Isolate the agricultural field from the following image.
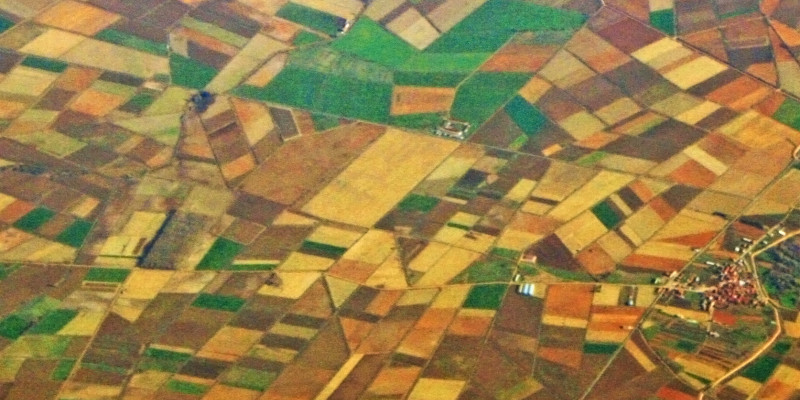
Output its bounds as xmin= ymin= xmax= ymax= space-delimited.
xmin=4 ymin=0 xmax=800 ymax=399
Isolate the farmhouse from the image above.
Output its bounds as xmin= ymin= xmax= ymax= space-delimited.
xmin=435 ymin=118 xmax=470 ymax=140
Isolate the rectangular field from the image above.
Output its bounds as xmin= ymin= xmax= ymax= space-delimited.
xmin=302 ymin=128 xmax=459 ymax=227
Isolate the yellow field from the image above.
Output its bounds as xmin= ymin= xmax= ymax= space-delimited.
xmin=415 ymin=145 xmax=483 ymax=196
xmin=415 ymin=247 xmax=480 ymax=287
xmin=387 ymin=8 xmax=440 ymax=49
xmin=558 ymin=110 xmax=607 ymax=140
xmin=632 ymin=38 xmax=684 ymax=64
xmin=302 ymin=128 xmax=459 ymax=227
xmin=530 ymin=161 xmax=596 ymax=203
xmin=538 ymin=51 xmax=594 ymax=88
xmin=279 ymin=252 xmax=335 ymax=271
xmin=58 ymin=310 xmax=105 ymax=336
xmin=592 ymin=285 xmax=621 ymax=306
xmin=341 ymin=229 xmax=394 ymax=264
xmin=307 ymin=225 xmax=364 ymax=248
xmin=325 ymin=275 xmax=359 ymax=308
xmin=121 ymin=270 xmax=175 ymax=299
xmin=555 ymin=211 xmax=608 ymax=255
xmin=314 ymin=354 xmax=365 ymax=400
xmin=675 ymin=354 xmax=727 ymax=380
xmin=0 ymin=67 xmax=58 ymax=96
xmin=293 ymin=0 xmax=364 ymax=19
xmin=129 ymin=370 xmax=172 ymax=390
xmin=427 ymin=0 xmax=486 ymax=32
xmin=207 ymin=34 xmax=287 ymax=93
xmin=676 ymin=100 xmax=721 ymax=125
xmin=408 ymin=242 xmax=450 ymax=273
xmin=365 ymin=253 xmax=408 ymax=289
xmin=727 ymin=377 xmax=762 ymax=398
xmin=408 ymin=378 xmax=466 ymax=400
xmin=198 ymin=326 xmax=263 ymax=361
xmin=621 ymin=206 xmax=665 ymax=245
xmin=431 ymin=285 xmax=471 ymax=308
xmin=364 ymin=0 xmax=406 ymax=20
xmin=160 ymin=271 xmax=216 ymax=293
xmin=61 ymin=39 xmax=169 ymax=78
xmin=258 ymin=272 xmax=321 ymax=298
xmin=18 ymin=28 xmax=84 ymax=58
xmin=596 ymin=97 xmax=641 ymax=125
xmin=548 ymin=170 xmax=634 ymax=221
xmin=624 ymin=340 xmax=657 ymax=372
xmin=35 ymin=0 xmax=120 ymax=35
xmin=664 ymin=56 xmax=728 ymax=90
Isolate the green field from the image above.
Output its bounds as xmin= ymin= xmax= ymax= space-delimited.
xmin=773 ymin=98 xmax=800 ymax=130
xmin=145 ymin=347 xmax=193 ymax=362
xmin=591 ymin=202 xmax=621 ymax=229
xmin=398 ymin=52 xmax=491 ymax=73
xmin=28 ymin=309 xmax=78 ymax=334
xmin=583 ymin=342 xmax=619 ymax=354
xmin=293 ymin=31 xmax=325 ymax=46
xmin=51 ymin=359 xmax=76 ymax=381
xmin=166 ymin=379 xmax=209 ymax=395
xmin=463 ymin=284 xmax=508 ymax=309
xmin=311 ymin=113 xmax=340 ymax=131
xmin=196 ymin=237 xmax=245 ymax=270
xmin=315 ymin=75 xmax=392 ymax=122
xmin=0 ymin=15 xmax=13 ymax=34
xmin=451 ymin=72 xmax=532 ymax=128
xmin=13 ymin=207 xmax=56 ymax=232
xmin=0 ymin=263 xmax=19 ymax=280
xmin=277 ymin=2 xmax=344 ymax=37
xmin=225 ymin=263 xmax=279 ymax=271
xmin=331 ymin=18 xmax=415 ymax=68
xmin=222 ymin=366 xmax=278 ymax=391
xmin=169 ymin=54 xmax=218 ymax=90
xmin=425 ymin=0 xmax=586 ymax=53
xmin=650 ymin=9 xmax=676 ymax=36
xmin=393 ymin=71 xmax=468 ymax=87
xmin=55 ymin=219 xmax=93 ymax=248
xmin=0 ymin=315 xmax=30 ymax=340
xmin=84 ymin=267 xmax=131 ymax=283
xmin=21 ymin=56 xmax=68 ymax=73
xmin=452 ymin=258 xmax=515 ymax=284
xmin=120 ymin=90 xmax=159 ymax=114
xmin=389 ymin=113 xmax=445 ymax=130
xmin=397 ymin=193 xmax=440 ymax=213
xmin=490 ymin=247 xmax=521 ymax=260
xmin=95 ymin=29 xmax=168 ymax=56
xmin=504 ymin=95 xmax=548 ymax=136
xmin=300 ymin=240 xmax=348 ymax=258
xmin=191 ymin=293 xmax=246 ymax=312
xmin=741 ymin=355 xmax=780 ymax=383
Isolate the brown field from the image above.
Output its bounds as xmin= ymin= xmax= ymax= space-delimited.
xmin=366 ymin=366 xmax=421 ymax=397
xmin=447 ymin=309 xmax=494 ymax=336
xmin=34 ymin=0 xmax=120 ymax=36
xmin=544 ymin=284 xmax=593 ymax=320
xmin=480 ymin=43 xmax=558 ymax=73
xmin=398 ymin=308 xmax=457 ymax=358
xmin=538 ymin=346 xmax=582 ymax=369
xmin=391 ymin=86 xmax=455 ymax=115
xmin=387 ymin=8 xmax=440 ymax=49
xmin=240 ymin=123 xmax=384 ymax=206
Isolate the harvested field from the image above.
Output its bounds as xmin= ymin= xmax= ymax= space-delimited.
xmin=240 ymin=123 xmax=384 ymax=206
xmin=302 ymin=128 xmax=459 ymax=227
xmin=390 ymin=86 xmax=455 ymax=115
